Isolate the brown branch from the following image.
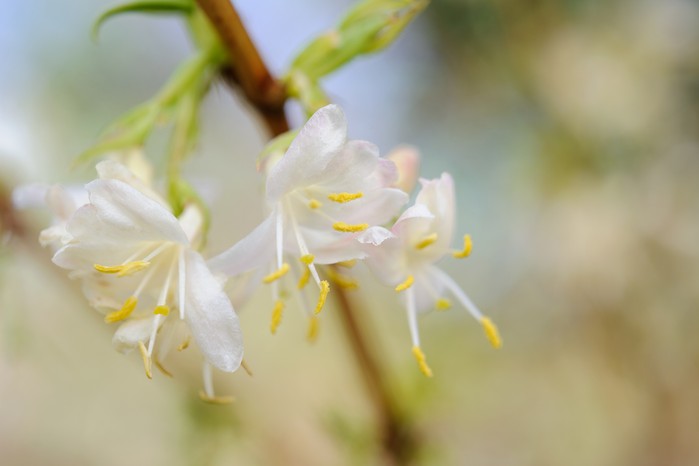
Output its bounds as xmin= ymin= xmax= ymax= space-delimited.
xmin=332 ymin=272 xmax=418 ymax=465
xmin=195 ymin=0 xmax=288 ymax=136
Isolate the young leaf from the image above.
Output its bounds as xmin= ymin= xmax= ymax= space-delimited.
xmin=92 ymin=0 xmax=194 ymax=41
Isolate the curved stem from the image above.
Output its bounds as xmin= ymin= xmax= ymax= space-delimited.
xmin=332 ymin=273 xmax=417 ymax=465
xmin=195 ymin=0 xmax=288 ymax=137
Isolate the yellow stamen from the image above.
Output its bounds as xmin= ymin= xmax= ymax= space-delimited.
xmin=177 ymin=337 xmax=190 ymax=352
xmin=435 ymin=298 xmax=452 ymax=311
xmin=297 ymin=267 xmax=311 ymax=289
xmin=104 ymin=296 xmax=137 ymax=323
xmin=154 ymin=305 xmax=170 ymax=316
xmin=415 ymin=233 xmax=438 ymax=250
xmin=263 ymin=263 xmax=290 ymax=283
xmin=481 ymin=317 xmax=502 ymax=349
xmin=198 ymin=391 xmax=235 ymax=405
xmin=412 ymin=346 xmax=433 ymax=377
xmin=300 ymin=254 xmax=315 ymax=265
xmin=337 ymin=259 xmax=357 ymax=268
xmin=333 ymin=222 xmax=369 ymax=233
xmin=270 ymin=300 xmax=284 ymax=334
xmin=154 ymin=359 xmax=173 ymax=378
xmin=94 ymin=260 xmax=150 ymax=277
xmin=326 ymin=268 xmax=359 ymax=290
xmin=453 ymin=234 xmax=473 ymax=259
xmin=308 ymin=199 xmax=322 ymax=209
xmin=138 ymin=341 xmax=152 ymax=379
xmin=328 ymin=192 xmax=363 ymax=203
xmin=241 ymin=360 xmax=253 ymax=377
xmin=395 ymin=275 xmax=414 ymax=292
xmin=306 ymin=316 xmax=320 ymax=342
xmin=314 ymin=280 xmax=330 ymax=315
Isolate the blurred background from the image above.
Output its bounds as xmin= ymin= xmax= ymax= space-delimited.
xmin=2 ymin=0 xmax=699 ymax=464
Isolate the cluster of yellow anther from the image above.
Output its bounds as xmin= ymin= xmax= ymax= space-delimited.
xmin=94 ymin=260 xmax=150 ymax=277
xmin=452 ymin=234 xmax=473 ymax=259
xmin=412 ymin=346 xmax=433 ymax=377
xmin=395 ymin=274 xmax=414 ymax=292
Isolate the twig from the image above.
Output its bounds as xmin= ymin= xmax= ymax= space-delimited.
xmin=195 ymin=0 xmax=288 ymax=136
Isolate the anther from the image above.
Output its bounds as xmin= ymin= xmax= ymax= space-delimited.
xmin=328 ymin=192 xmax=363 ymax=203
xmin=314 ymin=280 xmax=330 ymax=315
xmin=154 ymin=305 xmax=170 ymax=316
xmin=412 ymin=346 xmax=433 ymax=377
xmin=298 ymin=267 xmax=311 ymax=289
xmin=270 ymin=300 xmax=284 ymax=334
xmin=177 ymin=337 xmax=190 ymax=351
xmin=395 ymin=275 xmax=414 ymax=292
xmin=263 ymin=263 xmax=290 ymax=283
xmin=333 ymin=222 xmax=369 ymax=233
xmin=435 ymin=298 xmax=452 ymax=311
xmin=94 ymin=260 xmax=150 ymax=277
xmin=199 ymin=391 xmax=235 ymax=405
xmin=326 ymin=268 xmax=359 ymax=290
xmin=104 ymin=296 xmax=137 ymax=323
xmin=480 ymin=317 xmax=502 ymax=349
xmin=300 ymin=254 xmax=315 ymax=265
xmin=415 ymin=233 xmax=438 ymax=250
xmin=154 ymin=359 xmax=173 ymax=378
xmin=241 ymin=360 xmax=253 ymax=377
xmin=308 ymin=199 xmax=322 ymax=209
xmin=138 ymin=341 xmax=153 ymax=379
xmin=453 ymin=234 xmax=473 ymax=259
xmin=307 ymin=316 xmax=320 ymax=342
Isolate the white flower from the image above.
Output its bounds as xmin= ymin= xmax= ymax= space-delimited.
xmin=51 ymin=160 xmax=243 ymax=401
xmin=209 ymin=104 xmax=408 ymax=338
xmin=359 ymin=172 xmax=501 ymax=377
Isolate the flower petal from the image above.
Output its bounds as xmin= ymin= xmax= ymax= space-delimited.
xmin=184 ymin=250 xmax=243 ymax=372
xmin=207 ymin=212 xmax=276 ymax=277
xmin=96 ymin=160 xmax=168 ymax=206
xmin=68 ymin=179 xmax=187 ymax=245
xmin=387 ymin=145 xmax=420 ymax=193
xmin=112 ymin=316 xmax=157 ymax=353
xmin=266 ymin=105 xmax=347 ymax=200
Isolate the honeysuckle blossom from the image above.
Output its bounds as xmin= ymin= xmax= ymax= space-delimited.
xmin=359 ymin=172 xmax=501 ymax=377
xmin=209 ymin=104 xmax=408 ymax=338
xmin=49 ymin=160 xmax=243 ymax=401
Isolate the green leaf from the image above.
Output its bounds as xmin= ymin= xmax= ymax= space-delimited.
xmin=92 ymin=0 xmax=194 ymax=41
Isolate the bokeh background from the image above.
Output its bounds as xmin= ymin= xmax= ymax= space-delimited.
xmin=2 ymin=0 xmax=699 ymax=465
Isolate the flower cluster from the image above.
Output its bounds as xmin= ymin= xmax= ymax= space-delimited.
xmin=30 ymin=104 xmax=500 ymax=396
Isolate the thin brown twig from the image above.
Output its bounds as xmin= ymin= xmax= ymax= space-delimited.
xmin=332 ymin=272 xmax=417 ymax=465
xmin=195 ymin=0 xmax=288 ymax=136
